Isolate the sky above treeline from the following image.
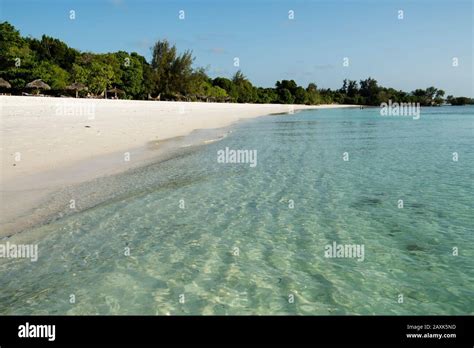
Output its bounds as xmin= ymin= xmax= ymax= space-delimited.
xmin=1 ymin=0 xmax=472 ymax=97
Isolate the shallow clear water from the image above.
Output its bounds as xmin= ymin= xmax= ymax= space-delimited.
xmin=1 ymin=106 xmax=473 ymax=315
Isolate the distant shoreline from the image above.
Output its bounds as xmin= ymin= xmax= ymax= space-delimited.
xmin=0 ymin=96 xmax=358 ymax=237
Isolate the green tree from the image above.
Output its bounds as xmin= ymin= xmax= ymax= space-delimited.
xmin=306 ymin=83 xmax=321 ymax=104
xmin=347 ymin=80 xmax=358 ymax=98
xmin=276 ymin=80 xmax=298 ymax=95
xmin=151 ymin=40 xmax=194 ymax=95
xmin=71 ymin=63 xmax=88 ymax=84
xmin=73 ymin=54 xmax=116 ymax=95
xmin=294 ymin=86 xmax=308 ymax=104
xmin=232 ymin=70 xmax=257 ymax=103
xmin=133 ymin=53 xmax=154 ymax=98
xmin=449 ymin=97 xmax=473 ymax=105
xmin=27 ymin=35 xmax=78 ymax=70
xmin=276 ymin=80 xmax=298 ymax=104
xmin=359 ymin=77 xmax=380 ymax=105
xmin=88 ymin=59 xmax=114 ymax=94
xmin=190 ymin=70 xmax=228 ymax=100
xmin=434 ymin=89 xmax=445 ymax=106
xmin=213 ymin=77 xmax=237 ymax=100
xmin=256 ymin=87 xmax=278 ymax=103
xmin=0 ymin=21 xmax=36 ymax=89
xmin=278 ymin=89 xmax=294 ymax=104
xmin=113 ymin=51 xmax=144 ymax=98
xmin=189 ymin=67 xmax=210 ymax=95
xmin=32 ymin=61 xmax=69 ymax=90
xmin=425 ymin=86 xmax=438 ymax=102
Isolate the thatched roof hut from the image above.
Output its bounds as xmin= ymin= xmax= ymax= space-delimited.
xmin=0 ymin=78 xmax=11 ymax=89
xmin=106 ymin=87 xmax=124 ymax=99
xmin=66 ymin=82 xmax=88 ymax=98
xmin=148 ymin=93 xmax=161 ymax=101
xmin=26 ymin=79 xmax=51 ymax=94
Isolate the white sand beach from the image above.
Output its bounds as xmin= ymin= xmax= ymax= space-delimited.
xmin=0 ymin=96 xmax=357 ymax=236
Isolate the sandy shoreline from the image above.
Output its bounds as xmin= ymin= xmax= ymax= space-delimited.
xmin=0 ymin=96 xmax=357 ymax=236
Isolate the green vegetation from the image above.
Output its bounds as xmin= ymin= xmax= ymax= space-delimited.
xmin=1 ymin=21 xmax=471 ymax=105
xmin=446 ymin=95 xmax=474 ymax=106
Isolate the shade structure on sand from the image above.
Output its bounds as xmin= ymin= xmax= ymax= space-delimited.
xmin=107 ymin=87 xmax=124 ymax=99
xmin=0 ymin=78 xmax=11 ymax=89
xmin=26 ymin=79 xmax=51 ymax=94
xmin=66 ymin=82 xmax=88 ymax=98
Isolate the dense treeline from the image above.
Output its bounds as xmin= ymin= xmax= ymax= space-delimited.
xmin=1 ymin=21 xmax=472 ymax=105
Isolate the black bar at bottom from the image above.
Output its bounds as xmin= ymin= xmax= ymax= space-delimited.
xmin=0 ymin=315 xmax=472 ymax=346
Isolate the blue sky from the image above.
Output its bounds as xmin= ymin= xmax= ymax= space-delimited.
xmin=1 ymin=0 xmax=472 ymax=96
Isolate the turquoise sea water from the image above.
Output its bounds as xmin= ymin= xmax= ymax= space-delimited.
xmin=1 ymin=106 xmax=473 ymax=315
